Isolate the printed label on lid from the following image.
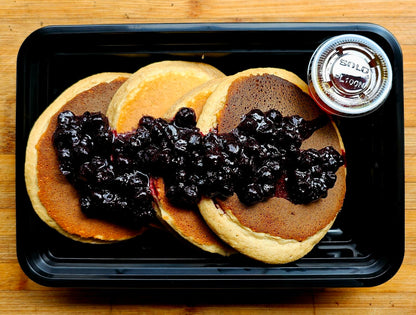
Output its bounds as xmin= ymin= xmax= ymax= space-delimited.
xmin=332 ymin=54 xmax=371 ymax=94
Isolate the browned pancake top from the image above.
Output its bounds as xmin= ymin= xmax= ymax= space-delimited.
xmin=36 ymin=78 xmax=141 ymax=240
xmin=216 ymin=74 xmax=346 ymax=241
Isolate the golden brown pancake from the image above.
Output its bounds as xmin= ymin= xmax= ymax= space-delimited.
xmin=197 ymin=68 xmax=347 ymax=264
xmin=108 ymin=61 xmax=233 ymax=255
xmin=164 ymin=78 xmax=225 ymax=120
xmin=25 ymin=72 xmax=143 ymax=243
xmin=107 ymin=61 xmax=225 ymax=132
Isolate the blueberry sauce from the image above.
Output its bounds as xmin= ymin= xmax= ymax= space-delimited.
xmin=52 ymin=111 xmax=155 ymax=228
xmin=53 ymin=108 xmax=344 ymax=228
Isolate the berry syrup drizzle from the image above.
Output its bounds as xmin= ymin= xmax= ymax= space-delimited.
xmin=52 ymin=108 xmax=344 ymax=228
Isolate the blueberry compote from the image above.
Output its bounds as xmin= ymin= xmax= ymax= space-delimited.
xmin=53 ymin=107 xmax=344 ymax=228
xmin=53 ymin=111 xmax=155 ymax=229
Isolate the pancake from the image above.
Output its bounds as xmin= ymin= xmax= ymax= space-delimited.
xmin=156 ymin=78 xmax=234 ymax=256
xmin=164 ymin=78 xmax=225 ymax=120
xmin=106 ymin=60 xmax=225 ymax=132
xmin=107 ymin=61 xmax=233 ymax=255
xmin=197 ymin=68 xmax=347 ymax=264
xmin=25 ymin=72 xmax=144 ymax=243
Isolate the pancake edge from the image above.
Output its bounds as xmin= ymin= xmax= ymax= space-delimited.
xmin=199 ymin=197 xmax=335 ymax=264
xmin=24 ymin=72 xmax=137 ymax=244
xmin=153 ymin=191 xmax=235 ymax=256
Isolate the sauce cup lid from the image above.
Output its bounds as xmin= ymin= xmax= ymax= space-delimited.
xmin=308 ymin=34 xmax=392 ymax=117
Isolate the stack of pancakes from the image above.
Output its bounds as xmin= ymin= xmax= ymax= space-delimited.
xmin=25 ymin=61 xmax=346 ymax=263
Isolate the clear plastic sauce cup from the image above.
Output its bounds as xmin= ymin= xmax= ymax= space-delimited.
xmin=307 ymin=34 xmax=392 ymax=117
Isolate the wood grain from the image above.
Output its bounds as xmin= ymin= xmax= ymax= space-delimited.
xmin=1 ymin=0 xmax=416 ymax=313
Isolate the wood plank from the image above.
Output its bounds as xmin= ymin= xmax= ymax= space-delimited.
xmin=0 ymin=0 xmax=414 ymax=19
xmin=406 ymin=128 xmax=416 ymax=156
xmin=0 ymin=236 xmax=17 ymax=261
xmin=0 ymin=155 xmax=15 ymax=211
xmin=407 ymin=183 xmax=416 ymax=211
xmin=314 ymin=291 xmax=416 ymax=314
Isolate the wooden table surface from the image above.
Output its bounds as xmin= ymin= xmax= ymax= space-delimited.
xmin=1 ymin=0 xmax=415 ymax=313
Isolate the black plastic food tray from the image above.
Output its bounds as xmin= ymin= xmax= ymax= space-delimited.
xmin=16 ymin=23 xmax=404 ymax=289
